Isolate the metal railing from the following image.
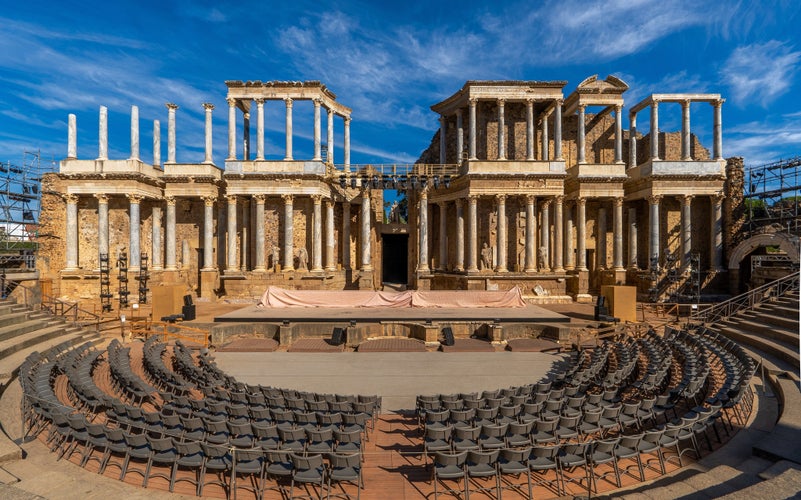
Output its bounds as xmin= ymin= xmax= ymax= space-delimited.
xmin=139 ymin=321 xmax=210 ymax=348
xmin=690 ymin=271 xmax=800 ymax=325
xmin=1 ymin=278 xmax=104 ymax=333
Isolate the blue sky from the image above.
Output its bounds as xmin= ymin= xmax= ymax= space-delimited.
xmin=1 ymin=0 xmax=800 ymax=169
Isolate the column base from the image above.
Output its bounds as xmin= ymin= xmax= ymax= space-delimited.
xmin=252 ymin=267 xmax=266 ymax=273
xmin=200 ymin=270 xmax=217 ymax=300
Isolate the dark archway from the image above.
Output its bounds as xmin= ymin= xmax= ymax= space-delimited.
xmin=381 ymin=234 xmax=408 ymax=285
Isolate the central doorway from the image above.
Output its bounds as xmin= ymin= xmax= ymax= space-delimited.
xmin=381 ymin=233 xmax=408 ymax=286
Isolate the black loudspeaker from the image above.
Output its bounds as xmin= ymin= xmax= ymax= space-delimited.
xmin=331 ymin=327 xmax=345 ymax=346
xmin=442 ymin=327 xmax=455 ymax=346
xmin=182 ymin=304 xmax=196 ymax=321
xmin=183 ymin=294 xmax=194 ymax=307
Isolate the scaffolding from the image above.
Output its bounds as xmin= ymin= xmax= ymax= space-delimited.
xmin=745 ymin=155 xmax=801 ymax=233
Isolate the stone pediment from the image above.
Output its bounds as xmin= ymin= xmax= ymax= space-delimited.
xmin=575 ymin=74 xmax=629 ymax=94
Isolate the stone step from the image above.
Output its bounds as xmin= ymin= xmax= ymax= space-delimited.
xmin=718 ymin=462 xmax=801 ymax=499
xmin=740 ymin=306 xmax=799 ymax=331
xmin=0 ymin=302 xmax=25 ymax=317
xmin=0 ymin=324 xmax=85 ymax=371
xmin=0 ymin=319 xmax=53 ymax=345
xmin=0 ymin=330 xmax=101 ymax=385
xmin=724 ymin=317 xmax=798 ymax=347
xmin=0 ymin=311 xmax=36 ymax=330
xmin=716 ymin=324 xmax=800 ymax=368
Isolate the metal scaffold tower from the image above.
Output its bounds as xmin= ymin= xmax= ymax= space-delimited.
xmin=745 ymin=156 xmax=801 ymax=233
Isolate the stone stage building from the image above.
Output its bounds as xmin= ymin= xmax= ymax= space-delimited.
xmin=39 ymin=76 xmax=740 ymax=305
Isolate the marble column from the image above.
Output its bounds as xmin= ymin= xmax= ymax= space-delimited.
xmin=282 ymin=195 xmax=294 ymax=271
xmin=342 ymin=201 xmax=351 ymax=269
xmin=455 ymin=199 xmax=464 ymax=271
xmin=153 ymin=120 xmax=160 ymax=167
xmin=614 ymin=105 xmax=623 ymax=163
xmin=629 ymin=111 xmax=638 ymax=167
xmin=360 ymin=190 xmax=372 ymax=271
xmin=130 ymin=105 xmax=139 ymax=161
xmin=128 ymin=194 xmax=142 ymax=271
xmin=67 ymin=114 xmax=77 ymax=159
xmin=456 ymin=109 xmax=464 ymax=164
xmin=681 ymin=195 xmax=693 ymax=269
xmin=648 ymin=195 xmax=662 ymax=268
xmin=313 ymin=100 xmax=322 ymax=161
xmin=467 ymin=195 xmax=478 ymax=272
xmin=650 ymin=101 xmax=660 ymax=160
xmin=439 ymin=116 xmax=447 ymax=164
xmin=613 ymin=198 xmax=624 ymax=271
xmin=165 ymin=197 xmax=177 ymax=270
xmin=526 ymin=100 xmax=534 ymax=160
xmin=312 ymin=195 xmax=323 ymax=272
xmin=541 ymin=110 xmax=550 ymax=161
xmin=283 ymin=98 xmax=293 ymax=161
xmin=554 ymin=99 xmax=563 ymax=160
xmin=540 ymin=199 xmax=551 ymax=271
xmin=711 ymin=193 xmax=724 ymax=270
xmin=495 ymin=194 xmax=507 ymax=272
xmin=327 ymin=109 xmax=335 ymax=164
xmin=151 ymin=204 xmax=162 ymax=270
xmin=252 ymin=195 xmax=265 ymax=271
xmin=203 ymin=197 xmax=216 ymax=271
xmin=468 ymin=99 xmax=477 ymax=160
xmin=628 ymin=207 xmax=638 ymax=270
xmin=418 ymin=191 xmax=429 ymax=272
xmin=577 ymin=104 xmax=586 ymax=164
xmin=597 ymin=207 xmax=607 ymax=269
xmin=240 ymin=198 xmax=249 ymax=271
xmin=203 ymin=103 xmax=214 ymax=163
xmin=525 ymin=195 xmax=537 ymax=272
xmin=65 ymin=194 xmax=79 ymax=270
xmin=713 ymin=100 xmax=724 ymax=160
xmin=325 ymin=199 xmax=335 ymax=271
xmin=226 ymin=98 xmax=236 ymax=160
xmin=497 ymin=99 xmax=506 ymax=160
xmin=577 ymin=198 xmax=587 ymax=271
xmin=226 ymin=195 xmax=238 ymax=272
xmin=344 ymin=117 xmax=351 ymax=172
xmin=438 ymin=202 xmax=448 ymax=270
xmin=554 ymin=195 xmax=564 ymax=272
xmin=681 ymin=100 xmax=692 ymax=160
xmin=182 ymin=240 xmax=191 ymax=270
xmin=564 ymin=202 xmax=575 ymax=270
xmin=167 ymin=103 xmax=178 ymax=163
xmin=242 ymin=110 xmax=250 ymax=161
xmin=98 ymin=106 xmax=108 ymax=160
xmin=256 ymin=99 xmax=265 ymax=160
xmin=96 ymin=194 xmax=109 ymax=263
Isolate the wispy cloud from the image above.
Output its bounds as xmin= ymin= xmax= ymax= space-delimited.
xmin=726 ymin=111 xmax=801 ymax=165
xmin=721 ymin=40 xmax=801 ymax=106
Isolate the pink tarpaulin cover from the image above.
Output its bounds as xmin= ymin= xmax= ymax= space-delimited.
xmin=258 ymin=287 xmax=526 ymax=308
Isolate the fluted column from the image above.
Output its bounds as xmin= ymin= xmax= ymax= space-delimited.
xmin=166 ymin=103 xmax=178 ymax=163
xmin=456 ymin=109 xmax=464 ymax=164
xmin=497 ymin=99 xmax=506 ymax=160
xmin=151 ymin=204 xmax=162 ymax=270
xmin=554 ymin=195 xmax=564 ymax=272
xmin=613 ymin=198 xmax=624 ymax=271
xmin=252 ymin=195 xmax=265 ymax=271
xmin=282 ymin=194 xmax=294 ymax=271
xmin=418 ymin=190 xmax=429 ymax=272
xmin=468 ymin=99 xmax=477 ymax=160
xmin=496 ymin=194 xmax=507 ymax=272
xmin=597 ymin=206 xmax=607 ymax=269
xmin=713 ymin=100 xmax=724 ymax=160
xmin=342 ymin=201 xmax=351 ymax=269
xmin=628 ymin=207 xmax=638 ymax=270
xmin=711 ymin=193 xmax=724 ymax=270
xmin=455 ymin=199 xmax=464 ymax=271
xmin=525 ymin=195 xmax=537 ymax=272
xmin=650 ymin=101 xmax=660 ymax=160
xmin=564 ymin=202 xmax=575 ymax=270
xmin=344 ymin=117 xmax=351 ymax=172
xmin=283 ymin=98 xmax=293 ymax=160
xmin=127 ymin=194 xmax=142 ymax=271
xmin=554 ymin=99 xmax=563 ymax=160
xmin=153 ymin=120 xmax=160 ymax=166
xmin=540 ymin=199 xmax=551 ymax=271
xmin=203 ymin=103 xmax=214 ymax=163
xmin=541 ymin=110 xmax=550 ymax=160
xmin=614 ymin=105 xmax=623 ymax=163
xmin=681 ymin=195 xmax=693 ymax=270
xmin=226 ymin=98 xmax=236 ymax=160
xmin=648 ymin=195 xmax=662 ymax=268
xmin=312 ymin=99 xmax=322 ymax=161
xmin=438 ymin=202 xmax=448 ymax=271
xmin=67 ymin=114 xmax=77 ymax=159
xmin=130 ymin=105 xmax=140 ymax=161
xmin=629 ymin=111 xmax=637 ymax=167
xmin=577 ymin=104 xmax=586 ymax=164
xmin=325 ymin=199 xmax=335 ymax=271
xmin=98 ymin=106 xmax=108 ymax=160
xmin=360 ymin=190 xmax=372 ymax=271
xmin=576 ymin=197 xmax=587 ymax=271
xmin=240 ymin=198 xmax=249 ymax=271
xmin=65 ymin=194 xmax=79 ymax=270
xmin=439 ymin=116 xmax=447 ymax=164
xmin=165 ymin=197 xmax=177 ymax=270
xmin=203 ymin=197 xmax=216 ymax=271
xmin=467 ymin=195 xmax=478 ymax=272
xmin=312 ymin=195 xmax=323 ymax=272
xmin=526 ymin=100 xmax=534 ymax=160
xmin=255 ymin=99 xmax=265 ymax=160
xmin=95 ymin=194 xmax=109 ymax=266
xmin=327 ymin=108 xmax=335 ymax=164
xmin=226 ymin=196 xmax=238 ymax=272
xmin=681 ymin=100 xmax=692 ymax=160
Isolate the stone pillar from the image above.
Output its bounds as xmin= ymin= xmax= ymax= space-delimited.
xmin=167 ymin=103 xmax=178 ymax=163
xmin=130 ymin=105 xmax=139 ymax=161
xmin=203 ymin=197 xmax=216 ymax=271
xmin=67 ymin=114 xmax=77 ymax=159
xmin=577 ymin=104 xmax=586 ymax=164
xmin=628 ymin=207 xmax=638 ymax=270
xmin=312 ymin=195 xmax=323 ymax=272
xmin=467 ymin=195 xmax=478 ymax=272
xmin=455 ymin=199 xmax=464 ymax=271
xmin=256 ymin=99 xmax=265 ymax=160
xmin=344 ymin=117 xmax=351 ymax=172
xmin=151 ymin=204 xmax=162 ymax=270
xmin=526 ymin=100 xmax=534 ymax=161
xmin=713 ymin=100 xmax=724 ymax=160
xmin=240 ymin=198 xmax=249 ymax=271
xmin=153 ymin=120 xmax=160 ymax=167
xmin=98 ymin=106 xmax=108 ymax=160
xmin=613 ymin=198 xmax=624 ymax=271
xmin=202 ymin=103 xmax=214 ymax=163
xmin=65 ymin=194 xmax=79 ymax=270
xmin=648 ymin=195 xmax=662 ymax=268
xmin=342 ymin=201 xmax=351 ymax=269
xmin=313 ymin=99 xmax=322 ymax=161
xmin=128 ymin=194 xmax=142 ymax=271
xmin=242 ymin=110 xmax=250 ymax=161
xmin=577 ymin=198 xmax=587 ymax=271
xmin=541 ymin=110 xmax=550 ymax=161
xmin=554 ymin=99 xmax=563 ymax=160
xmin=456 ymin=109 xmax=464 ymax=164
xmin=497 ymin=99 xmax=506 ymax=160
xmin=360 ymin=190 xmax=372 ymax=271
xmin=496 ymin=194 xmax=507 ymax=272
xmin=525 ymin=195 xmax=537 ymax=272
xmin=438 ymin=202 xmax=448 ymax=270
xmin=282 ymin=194 xmax=294 ymax=271
xmin=439 ymin=116 xmax=447 ymax=164
xmin=629 ymin=111 xmax=637 ymax=167
xmin=283 ymin=98 xmax=293 ymax=160
xmin=681 ymin=99 xmax=692 ymax=160
xmin=327 ymin=108 xmax=335 ymax=164
xmin=597 ymin=206 xmax=607 ymax=269
xmin=565 ymin=202 xmax=575 ymax=270
xmin=418 ymin=191 xmax=429 ymax=272
xmin=468 ymin=98 xmax=477 ymax=160
xmin=165 ymin=197 xmax=177 ymax=270
xmin=96 ymin=194 xmax=109 ymax=263
xmin=711 ymin=193 xmax=724 ymax=270
xmin=614 ymin=105 xmax=623 ymax=163
xmin=540 ymin=199 xmax=551 ymax=271
xmin=650 ymin=101 xmax=660 ymax=160
xmin=226 ymin=98 xmax=236 ymax=160
xmin=226 ymin=195 xmax=238 ymax=272
xmin=554 ymin=195 xmax=564 ymax=272
xmin=325 ymin=199 xmax=335 ymax=271
xmin=681 ymin=195 xmax=693 ymax=270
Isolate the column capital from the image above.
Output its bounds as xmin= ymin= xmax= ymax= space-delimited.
xmin=203 ymin=196 xmax=217 ymax=207
xmin=577 ymin=103 xmax=586 ymax=112
xmin=540 ymin=198 xmax=552 ymax=208
xmin=681 ymin=194 xmax=694 ymax=205
xmin=439 ymin=115 xmax=446 ymax=124
xmin=454 ymin=198 xmax=463 ymax=208
xmin=712 ymin=98 xmax=725 ymax=108
xmin=555 ymin=98 xmax=564 ymax=106
xmin=166 ymin=102 xmax=179 ymax=111
xmin=526 ymin=194 xmax=537 ymax=204
xmin=252 ymin=194 xmax=265 ymax=204
xmin=647 ymin=194 xmax=663 ymax=205
xmin=126 ymin=193 xmax=143 ymax=203
xmin=469 ymin=98 xmax=478 ymax=106
xmin=468 ymin=194 xmax=479 ymax=203
xmin=64 ymin=193 xmax=78 ymax=204
xmin=254 ymin=98 xmax=265 ymax=105
xmin=456 ymin=108 xmax=463 ymax=117
xmin=165 ymin=196 xmax=176 ymax=206
xmin=438 ymin=200 xmax=448 ymax=209
xmin=226 ymin=194 xmax=238 ymax=205
xmin=495 ymin=193 xmax=506 ymax=203
xmin=311 ymin=194 xmax=323 ymax=205
xmin=284 ymin=97 xmax=293 ymax=108
xmin=681 ymin=99 xmax=691 ymax=108
xmin=497 ymin=98 xmax=505 ymax=106
xmin=615 ymin=104 xmax=623 ymax=113
xmin=711 ymin=192 xmax=726 ymax=204
xmin=576 ymin=196 xmax=587 ymax=207
xmin=554 ymin=194 xmax=564 ymax=204
xmin=361 ymin=189 xmax=370 ymax=200
xmin=526 ymin=98 xmax=534 ymax=106
xmin=344 ymin=116 xmax=351 ymax=125
xmin=226 ymin=97 xmax=236 ymax=107
xmin=312 ymin=98 xmax=321 ymax=107
xmin=94 ymin=193 xmax=108 ymax=204
xmin=613 ymin=197 xmax=624 ymax=207
xmin=325 ymin=198 xmax=334 ymax=208
xmin=419 ymin=189 xmax=428 ymax=201
xmin=651 ymin=99 xmax=660 ymax=107
xmin=202 ymin=102 xmax=215 ymax=111
xmin=281 ymin=193 xmax=293 ymax=204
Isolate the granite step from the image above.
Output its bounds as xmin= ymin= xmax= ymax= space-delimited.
xmin=738 ymin=307 xmax=798 ymax=331
xmin=724 ymin=316 xmax=798 ymax=347
xmin=0 ymin=324 xmax=84 ymax=370
xmin=0 ymin=319 xmax=54 ymax=345
xmin=718 ymin=461 xmax=801 ymax=499
xmin=716 ymin=323 xmax=800 ymax=368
